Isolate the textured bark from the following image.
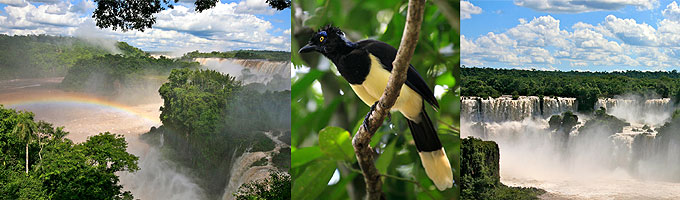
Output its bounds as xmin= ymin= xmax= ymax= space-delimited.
xmin=351 ymin=0 xmax=427 ymax=199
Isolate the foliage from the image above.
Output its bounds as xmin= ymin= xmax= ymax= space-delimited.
xmin=234 ymin=172 xmax=291 ymax=200
xmin=159 ymin=68 xmax=242 ymax=136
xmin=92 ymin=0 xmax=290 ymax=32
xmin=461 ymin=137 xmax=545 ymax=200
xmin=144 ymin=68 xmax=291 ymax=198
xmin=0 ymin=35 xmax=140 ymax=80
xmin=180 ymin=50 xmax=291 ymax=61
xmin=462 ymin=67 xmax=680 ymax=111
xmin=291 ymin=0 xmax=459 ymax=199
xmin=61 ymin=54 xmax=199 ymax=96
xmin=0 ymin=106 xmax=138 ymax=199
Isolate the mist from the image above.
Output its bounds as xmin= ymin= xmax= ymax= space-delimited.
xmin=462 ymin=94 xmax=680 ymax=198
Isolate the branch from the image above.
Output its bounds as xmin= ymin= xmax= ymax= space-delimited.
xmin=351 ymin=0 xmax=427 ymax=199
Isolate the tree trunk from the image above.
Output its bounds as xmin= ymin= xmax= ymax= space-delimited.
xmin=25 ymin=143 xmax=28 ymax=174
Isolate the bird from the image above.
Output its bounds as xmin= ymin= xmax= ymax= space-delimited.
xmin=299 ymin=25 xmax=453 ymax=191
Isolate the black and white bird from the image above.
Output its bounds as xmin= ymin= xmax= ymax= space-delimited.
xmin=299 ymin=25 xmax=452 ymax=191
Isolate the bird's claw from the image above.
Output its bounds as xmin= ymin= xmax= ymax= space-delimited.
xmin=362 ymin=101 xmax=379 ymax=131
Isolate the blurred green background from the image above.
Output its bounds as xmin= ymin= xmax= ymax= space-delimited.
xmin=290 ymin=0 xmax=460 ymax=199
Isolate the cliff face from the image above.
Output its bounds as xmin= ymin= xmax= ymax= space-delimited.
xmin=462 ymin=137 xmax=500 ymax=185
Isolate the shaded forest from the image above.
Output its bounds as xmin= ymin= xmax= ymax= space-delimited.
xmin=0 ymin=34 xmax=146 ymax=80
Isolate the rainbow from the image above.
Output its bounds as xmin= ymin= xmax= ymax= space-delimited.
xmin=0 ymin=92 xmax=161 ymax=124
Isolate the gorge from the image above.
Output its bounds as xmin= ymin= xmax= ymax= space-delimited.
xmin=462 ymin=95 xmax=680 ymax=199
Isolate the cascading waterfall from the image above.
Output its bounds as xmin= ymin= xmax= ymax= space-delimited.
xmin=462 ymin=96 xmax=577 ymax=122
xmin=193 ymin=58 xmax=291 ymax=91
xmin=222 ymin=130 xmax=289 ymax=200
xmin=193 ymin=58 xmax=290 ymax=77
xmin=462 ymin=95 xmax=680 ymax=199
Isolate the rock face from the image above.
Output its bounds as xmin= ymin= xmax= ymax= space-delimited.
xmin=462 ymin=96 xmax=577 ymax=122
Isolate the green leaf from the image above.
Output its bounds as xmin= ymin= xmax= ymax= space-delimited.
xmin=291 ymin=146 xmax=322 ymax=168
xmin=375 ymin=139 xmax=397 ymax=174
xmin=292 ymin=159 xmax=336 ymax=200
xmin=436 ymin=72 xmax=456 ymax=87
xmin=318 ymin=127 xmax=355 ymax=162
xmin=291 ymin=69 xmax=324 ymax=99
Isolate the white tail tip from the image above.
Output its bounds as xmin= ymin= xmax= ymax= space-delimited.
xmin=419 ymin=148 xmax=453 ymax=191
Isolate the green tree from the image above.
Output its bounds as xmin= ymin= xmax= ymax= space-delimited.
xmin=234 ymin=172 xmax=291 ymax=200
xmin=0 ymin=106 xmax=139 ymax=199
xmin=12 ymin=112 xmax=37 ymax=174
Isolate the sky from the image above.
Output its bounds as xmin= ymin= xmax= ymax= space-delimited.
xmin=0 ymin=0 xmax=291 ymax=53
xmin=461 ymin=0 xmax=680 ymax=72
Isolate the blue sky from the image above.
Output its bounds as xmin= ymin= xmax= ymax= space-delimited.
xmin=461 ymin=0 xmax=680 ymax=71
xmin=0 ymin=0 xmax=291 ymax=53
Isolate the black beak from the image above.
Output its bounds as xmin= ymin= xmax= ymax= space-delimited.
xmin=299 ymin=44 xmax=317 ymax=53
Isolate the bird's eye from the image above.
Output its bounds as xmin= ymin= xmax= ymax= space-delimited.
xmin=319 ymin=36 xmax=325 ymax=42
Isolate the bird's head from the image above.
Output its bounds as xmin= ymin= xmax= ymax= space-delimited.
xmin=299 ymin=25 xmax=355 ymax=55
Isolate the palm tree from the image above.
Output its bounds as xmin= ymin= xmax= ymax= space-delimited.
xmin=12 ymin=112 xmax=37 ymax=174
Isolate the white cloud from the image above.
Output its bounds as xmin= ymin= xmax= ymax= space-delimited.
xmin=461 ymin=1 xmax=482 ymax=20
xmin=0 ymin=0 xmax=290 ymax=52
xmin=662 ymin=1 xmax=680 ymax=21
xmin=0 ymin=0 xmax=27 ymax=7
xmin=514 ymin=0 xmax=658 ymax=13
xmin=236 ymin=0 xmax=275 ymax=15
xmin=461 ymin=13 xmax=680 ymax=70
xmin=602 ymin=15 xmax=658 ymax=46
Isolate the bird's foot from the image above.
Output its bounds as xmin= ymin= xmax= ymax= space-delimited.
xmin=362 ymin=101 xmax=379 ymax=131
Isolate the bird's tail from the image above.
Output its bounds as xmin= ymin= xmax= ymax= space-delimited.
xmin=406 ymin=106 xmax=453 ymax=191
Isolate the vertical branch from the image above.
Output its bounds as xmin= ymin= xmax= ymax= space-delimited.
xmin=351 ymin=0 xmax=427 ymax=199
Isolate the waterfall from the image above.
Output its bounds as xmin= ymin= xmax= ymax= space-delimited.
xmin=595 ymin=97 xmax=673 ymax=126
xmin=462 ymin=96 xmax=577 ymax=122
xmin=462 ymin=95 xmax=680 ymax=198
xmin=193 ymin=58 xmax=290 ymax=77
xmin=193 ymin=58 xmax=291 ymax=91
xmin=221 ymin=130 xmax=289 ymax=200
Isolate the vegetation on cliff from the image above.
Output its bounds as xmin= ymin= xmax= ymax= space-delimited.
xmin=180 ymin=50 xmax=291 ymax=61
xmin=0 ymin=106 xmax=139 ymax=199
xmin=144 ymin=68 xmax=291 ymax=199
xmin=61 ymin=54 xmax=199 ymax=97
xmin=461 ymin=137 xmax=545 ymax=199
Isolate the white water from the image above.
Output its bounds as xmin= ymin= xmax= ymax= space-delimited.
xmin=194 ymin=58 xmax=291 ymax=91
xmin=462 ymin=96 xmax=577 ymax=122
xmin=222 ymin=130 xmax=289 ymax=200
xmin=462 ymin=95 xmax=680 ymax=199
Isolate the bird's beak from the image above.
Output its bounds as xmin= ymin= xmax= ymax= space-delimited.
xmin=299 ymin=44 xmax=317 ymax=53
